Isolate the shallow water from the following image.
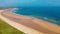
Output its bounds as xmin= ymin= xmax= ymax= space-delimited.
xmin=13 ymin=7 xmax=60 ymax=25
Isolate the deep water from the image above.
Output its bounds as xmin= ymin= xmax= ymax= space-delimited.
xmin=13 ymin=7 xmax=60 ymax=25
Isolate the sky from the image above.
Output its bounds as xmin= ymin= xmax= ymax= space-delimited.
xmin=0 ymin=0 xmax=60 ymax=7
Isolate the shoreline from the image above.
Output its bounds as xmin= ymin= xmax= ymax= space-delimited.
xmin=11 ymin=8 xmax=60 ymax=25
xmin=0 ymin=8 xmax=60 ymax=34
xmin=11 ymin=11 xmax=59 ymax=26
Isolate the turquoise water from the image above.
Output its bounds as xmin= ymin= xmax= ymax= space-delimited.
xmin=13 ymin=7 xmax=60 ymax=25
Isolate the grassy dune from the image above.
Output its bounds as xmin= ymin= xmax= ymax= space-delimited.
xmin=0 ymin=19 xmax=25 ymax=34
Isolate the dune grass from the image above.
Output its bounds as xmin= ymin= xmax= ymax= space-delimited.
xmin=0 ymin=19 xmax=25 ymax=34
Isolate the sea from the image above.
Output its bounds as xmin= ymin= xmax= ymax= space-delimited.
xmin=13 ymin=7 xmax=60 ymax=25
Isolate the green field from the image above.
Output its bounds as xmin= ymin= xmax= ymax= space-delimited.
xmin=0 ymin=19 xmax=25 ymax=34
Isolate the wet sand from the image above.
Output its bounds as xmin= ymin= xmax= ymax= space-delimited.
xmin=0 ymin=9 xmax=60 ymax=34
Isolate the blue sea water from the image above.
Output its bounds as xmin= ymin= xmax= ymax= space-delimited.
xmin=14 ymin=7 xmax=60 ymax=25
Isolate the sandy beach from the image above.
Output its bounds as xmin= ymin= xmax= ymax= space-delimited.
xmin=0 ymin=8 xmax=60 ymax=34
xmin=0 ymin=9 xmax=44 ymax=34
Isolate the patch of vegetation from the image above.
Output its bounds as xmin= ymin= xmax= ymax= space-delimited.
xmin=0 ymin=8 xmax=3 ymax=10
xmin=0 ymin=19 xmax=25 ymax=34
